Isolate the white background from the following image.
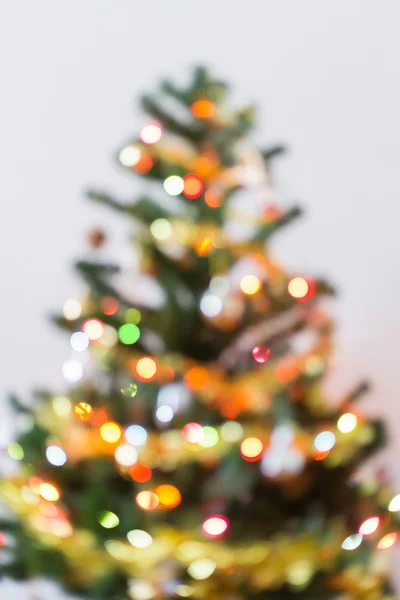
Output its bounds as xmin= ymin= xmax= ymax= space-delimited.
xmin=1 ymin=1 xmax=400 ymax=597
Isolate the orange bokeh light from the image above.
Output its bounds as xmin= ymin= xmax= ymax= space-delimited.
xmin=195 ymin=237 xmax=212 ymax=256
xmin=240 ymin=437 xmax=263 ymax=461
xmin=101 ymin=297 xmax=119 ymax=316
xmin=377 ymin=532 xmax=397 ymax=550
xmin=183 ymin=174 xmax=204 ymax=199
xmin=314 ymin=450 xmax=330 ymax=461
xmin=184 ymin=366 xmax=209 ymax=391
xmin=135 ymin=357 xmax=158 ymax=381
xmin=191 ymin=100 xmax=215 ymax=119
xmin=155 ymin=484 xmax=182 ymax=508
xmin=130 ymin=463 xmax=152 ymax=483
xmin=136 ymin=490 xmax=159 ymax=511
xmin=134 ymin=155 xmax=153 ymax=174
xmin=204 ymin=189 xmax=223 ymax=208
xmin=240 ymin=275 xmax=261 ymax=296
xmin=100 ymin=422 xmax=122 ymax=443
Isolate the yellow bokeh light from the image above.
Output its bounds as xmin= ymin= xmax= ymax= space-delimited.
xmin=83 ymin=318 xmax=104 ymax=341
xmin=240 ymin=437 xmax=263 ymax=461
xmin=240 ymin=274 xmax=261 ymax=295
xmin=100 ymin=422 xmax=122 ymax=443
xmin=288 ymin=277 xmax=309 ymax=299
xmin=377 ymin=532 xmax=397 ymax=550
xmin=187 ymin=558 xmax=216 ymax=580
xmin=135 ymin=357 xmax=157 ymax=381
xmin=136 ymin=491 xmax=159 ymax=511
xmin=52 ymin=396 xmax=72 ymax=417
xmin=337 ymin=412 xmax=358 ymax=433
xmin=150 ymin=218 xmax=172 ymax=241
xmin=74 ymin=402 xmax=93 ymax=421
xmin=155 ymin=484 xmax=182 ymax=508
xmin=39 ymin=483 xmax=60 ymax=502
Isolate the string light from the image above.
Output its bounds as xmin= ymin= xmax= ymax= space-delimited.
xmin=191 ymin=100 xmax=215 ymax=119
xmin=314 ymin=431 xmax=336 ymax=452
xmin=114 ymin=444 xmax=138 ymax=467
xmin=200 ymin=293 xmax=222 ymax=317
xmin=7 ymin=443 xmax=24 ymax=461
xmin=240 ymin=437 xmax=263 ymax=461
xmin=199 ymin=426 xmax=219 ymax=448
xmin=183 ymin=422 xmax=204 ymax=443
xmin=119 ymin=145 xmax=141 ymax=167
xmin=39 ymin=483 xmax=60 ymax=502
xmin=240 ymin=274 xmax=261 ymax=295
xmin=156 ymin=405 xmax=174 ymax=423
xmin=377 ymin=532 xmax=397 ymax=550
xmin=101 ymin=297 xmax=119 ymax=315
xmin=221 ymin=421 xmax=243 ymax=442
xmin=288 ymin=277 xmax=311 ymax=300
xmin=337 ymin=413 xmax=358 ymax=433
xmin=100 ymin=422 xmax=122 ymax=443
xmin=342 ymin=534 xmax=363 ymax=550
xmin=388 ymin=494 xmax=400 ymax=512
xmin=62 ymin=360 xmax=83 ymax=383
xmin=118 ymin=323 xmax=140 ymax=345
xmin=156 ymin=484 xmax=182 ymax=508
xmin=136 ymin=491 xmax=159 ymax=511
xmin=140 ymin=123 xmax=162 ymax=144
xmin=46 ymin=446 xmax=67 ymax=467
xmin=136 ymin=357 xmax=158 ymax=381
xmin=150 ymin=218 xmax=173 ymax=241
xmin=70 ymin=332 xmax=89 ymax=352
xmin=125 ymin=425 xmax=147 ymax=446
xmin=187 ymin=558 xmax=216 ymax=580
xmin=63 ymin=299 xmax=81 ymax=320
xmin=82 ymin=319 xmax=104 ymax=341
xmin=98 ymin=511 xmax=119 ymax=529
xmin=127 ymin=529 xmax=153 ymax=549
xmin=359 ymin=516 xmax=380 ymax=536
xmin=252 ymin=345 xmax=270 ymax=364
xmin=202 ymin=516 xmax=229 ymax=538
xmin=74 ymin=402 xmax=93 ymax=420
xmin=164 ymin=175 xmax=184 ymax=196
xmin=183 ymin=174 xmax=204 ymax=199
xmin=52 ymin=396 xmax=71 ymax=417
xmin=130 ymin=463 xmax=152 ymax=482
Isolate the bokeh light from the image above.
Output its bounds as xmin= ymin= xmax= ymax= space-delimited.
xmin=83 ymin=319 xmax=104 ymax=341
xmin=130 ymin=463 xmax=152 ymax=483
xmin=252 ymin=345 xmax=270 ymax=364
xmin=100 ymin=422 xmax=122 ymax=443
xmin=98 ymin=511 xmax=119 ymax=529
xmin=241 ymin=437 xmax=263 ymax=461
xmin=314 ymin=431 xmax=336 ymax=452
xmin=8 ymin=443 xmax=24 ymax=461
xmin=337 ymin=413 xmax=358 ymax=433
xmin=125 ymin=308 xmax=141 ymax=324
xmin=200 ymin=294 xmax=222 ymax=317
xmin=240 ymin=274 xmax=261 ymax=295
xmin=156 ymin=405 xmax=174 ymax=423
xmin=191 ymin=100 xmax=215 ymax=119
xmin=46 ymin=446 xmax=67 ymax=467
xmin=221 ymin=421 xmax=243 ymax=442
xmin=342 ymin=534 xmax=363 ymax=550
xmin=52 ymin=396 xmax=71 ymax=417
xmin=150 ymin=218 xmax=173 ymax=241
xmin=0 ymin=533 xmax=7 ymax=547
xmin=389 ymin=494 xmax=400 ymax=512
xmin=125 ymin=425 xmax=147 ymax=446
xmin=119 ymin=145 xmax=141 ymax=167
xmin=101 ymin=297 xmax=119 ymax=315
xmin=70 ymin=331 xmax=89 ymax=352
xmin=114 ymin=444 xmax=138 ymax=467
xmin=140 ymin=123 xmax=162 ymax=144
xmin=202 ymin=516 xmax=229 ymax=538
xmin=63 ymin=299 xmax=82 ymax=320
xmin=187 ymin=558 xmax=216 ymax=580
xmin=377 ymin=532 xmax=397 ymax=550
xmin=164 ymin=175 xmax=184 ymax=196
xmin=127 ymin=529 xmax=153 ymax=549
xmin=359 ymin=517 xmax=380 ymax=535
xmin=136 ymin=357 xmax=158 ymax=381
xmin=288 ymin=277 xmax=310 ymax=299
xmin=118 ymin=323 xmax=140 ymax=345
xmin=62 ymin=360 xmax=83 ymax=383
xmin=136 ymin=491 xmax=159 ymax=511
xmin=183 ymin=174 xmax=204 ymax=199
xmin=39 ymin=483 xmax=60 ymax=502
xmin=184 ymin=366 xmax=209 ymax=391
xmin=74 ymin=401 xmax=93 ymax=420
xmin=134 ymin=154 xmax=153 ymax=174
xmin=199 ymin=426 xmax=219 ymax=448
xmin=156 ymin=484 xmax=182 ymax=508
xmin=129 ymin=581 xmax=156 ymax=600
xmin=183 ymin=422 xmax=204 ymax=443
xmin=204 ymin=189 xmax=223 ymax=208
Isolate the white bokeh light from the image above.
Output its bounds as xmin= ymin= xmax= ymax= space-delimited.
xmin=156 ymin=405 xmax=174 ymax=423
xmin=62 ymin=360 xmax=83 ymax=383
xmin=114 ymin=444 xmax=138 ymax=467
xmin=70 ymin=331 xmax=89 ymax=352
xmin=46 ymin=446 xmax=67 ymax=467
xmin=200 ymin=294 xmax=222 ymax=318
xmin=125 ymin=425 xmax=147 ymax=446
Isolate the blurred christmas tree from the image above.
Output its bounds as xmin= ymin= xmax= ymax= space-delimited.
xmin=0 ymin=67 xmax=399 ymax=600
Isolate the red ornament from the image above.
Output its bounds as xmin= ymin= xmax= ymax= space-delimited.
xmin=252 ymin=346 xmax=270 ymax=364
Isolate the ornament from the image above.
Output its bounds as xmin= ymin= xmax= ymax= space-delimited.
xmin=252 ymin=345 xmax=270 ymax=364
xmin=87 ymin=228 xmax=106 ymax=248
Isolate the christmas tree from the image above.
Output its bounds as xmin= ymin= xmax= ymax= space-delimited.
xmin=1 ymin=67 xmax=399 ymax=600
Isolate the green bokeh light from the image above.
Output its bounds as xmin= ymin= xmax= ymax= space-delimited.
xmin=199 ymin=426 xmax=219 ymax=448
xmin=125 ymin=308 xmax=141 ymax=324
xmin=8 ymin=443 xmax=24 ymax=461
xmin=118 ymin=323 xmax=140 ymax=345
xmin=98 ymin=511 xmax=120 ymax=529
